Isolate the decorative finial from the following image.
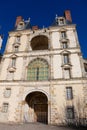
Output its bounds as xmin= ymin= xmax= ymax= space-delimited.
xmin=55 ymin=14 xmax=58 ymax=19
xmin=25 ymin=18 xmax=30 ymax=23
xmin=55 ymin=14 xmax=58 ymax=25
xmin=28 ymin=18 xmax=30 ymax=22
xmin=43 ymin=25 xmax=45 ymax=29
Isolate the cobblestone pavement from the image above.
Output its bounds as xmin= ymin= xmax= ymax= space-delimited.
xmin=0 ymin=123 xmax=86 ymax=130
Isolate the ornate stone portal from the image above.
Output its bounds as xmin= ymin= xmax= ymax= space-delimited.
xmin=24 ymin=92 xmax=48 ymax=123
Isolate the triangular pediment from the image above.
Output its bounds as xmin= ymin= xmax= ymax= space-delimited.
xmin=59 ymin=28 xmax=67 ymax=32
xmin=10 ymin=54 xmax=18 ymax=58
xmin=60 ymin=50 xmax=71 ymax=54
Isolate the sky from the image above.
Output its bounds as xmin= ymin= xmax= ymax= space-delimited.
xmin=0 ymin=0 xmax=87 ymax=58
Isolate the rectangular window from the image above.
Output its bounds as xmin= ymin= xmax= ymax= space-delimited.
xmin=12 ymin=58 xmax=16 ymax=67
xmin=61 ymin=31 xmax=66 ymax=38
xmin=14 ymin=46 xmax=19 ymax=52
xmin=16 ymin=36 xmax=20 ymax=42
xmin=4 ymin=88 xmax=11 ymax=98
xmin=66 ymin=87 xmax=73 ymax=100
xmin=59 ymin=19 xmax=64 ymax=25
xmin=63 ymin=54 xmax=69 ymax=64
xmin=66 ymin=107 xmax=74 ymax=119
xmin=63 ymin=42 xmax=68 ymax=49
xmin=64 ymin=68 xmax=71 ymax=79
xmin=2 ymin=103 xmax=9 ymax=113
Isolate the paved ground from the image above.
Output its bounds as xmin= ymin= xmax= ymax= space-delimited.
xmin=0 ymin=123 xmax=86 ymax=130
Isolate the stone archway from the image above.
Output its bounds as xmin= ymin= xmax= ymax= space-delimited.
xmin=24 ymin=91 xmax=48 ymax=124
xmin=31 ymin=35 xmax=48 ymax=50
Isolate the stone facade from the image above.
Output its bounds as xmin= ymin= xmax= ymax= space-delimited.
xmin=0 ymin=10 xmax=87 ymax=125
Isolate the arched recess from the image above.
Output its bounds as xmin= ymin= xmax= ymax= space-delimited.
xmin=27 ymin=58 xmax=49 ymax=81
xmin=24 ymin=91 xmax=48 ymax=124
xmin=31 ymin=35 xmax=48 ymax=50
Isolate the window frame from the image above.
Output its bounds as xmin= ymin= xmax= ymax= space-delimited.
xmin=2 ymin=103 xmax=9 ymax=113
xmin=16 ymin=36 xmax=20 ymax=42
xmin=62 ymin=42 xmax=68 ymax=49
xmin=61 ymin=31 xmax=67 ymax=39
xmin=59 ymin=19 xmax=65 ymax=25
xmin=64 ymin=68 xmax=71 ymax=79
xmin=17 ymin=22 xmax=25 ymax=30
xmin=27 ymin=59 xmax=49 ymax=81
xmin=58 ymin=17 xmax=65 ymax=25
xmin=63 ymin=54 xmax=69 ymax=64
xmin=14 ymin=45 xmax=19 ymax=52
xmin=4 ymin=88 xmax=11 ymax=98
xmin=11 ymin=58 xmax=16 ymax=67
xmin=66 ymin=106 xmax=74 ymax=119
xmin=66 ymin=87 xmax=73 ymax=100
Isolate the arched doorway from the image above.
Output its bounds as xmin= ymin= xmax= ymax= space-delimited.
xmin=25 ymin=91 xmax=48 ymax=124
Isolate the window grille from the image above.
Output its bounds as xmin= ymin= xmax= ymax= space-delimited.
xmin=2 ymin=103 xmax=9 ymax=113
xmin=66 ymin=107 xmax=74 ymax=119
xmin=66 ymin=87 xmax=73 ymax=100
xmin=27 ymin=59 xmax=49 ymax=81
